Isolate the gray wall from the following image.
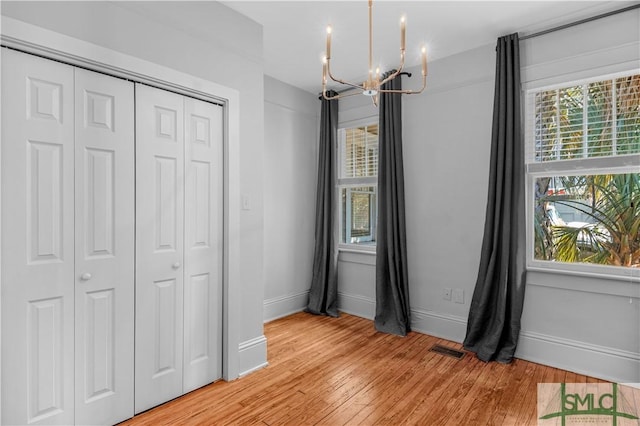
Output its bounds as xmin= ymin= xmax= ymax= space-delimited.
xmin=517 ymin=8 xmax=640 ymax=383
xmin=1 ymin=0 xmax=267 ymax=376
xmin=403 ymin=44 xmax=495 ymax=342
xmin=336 ymin=45 xmax=494 ymax=334
xmin=263 ymin=76 xmax=318 ymax=321
xmin=336 ymin=10 xmax=640 ymax=382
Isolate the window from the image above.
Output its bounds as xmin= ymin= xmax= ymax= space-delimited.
xmin=338 ymin=123 xmax=378 ymax=247
xmin=525 ymin=72 xmax=640 ymax=274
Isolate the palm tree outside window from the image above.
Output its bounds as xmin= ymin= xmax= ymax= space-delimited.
xmin=527 ymin=73 xmax=640 ymax=272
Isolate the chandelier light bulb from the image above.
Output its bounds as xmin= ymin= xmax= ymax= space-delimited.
xmin=400 ymin=16 xmax=406 ymax=51
xmin=421 ymin=46 xmax=427 ymax=76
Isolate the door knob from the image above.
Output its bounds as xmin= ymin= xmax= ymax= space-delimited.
xmin=172 ymin=262 xmax=181 ymax=270
xmin=80 ymin=272 xmax=92 ymax=281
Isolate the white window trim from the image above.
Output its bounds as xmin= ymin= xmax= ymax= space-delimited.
xmin=337 ymin=120 xmax=379 ymax=253
xmin=523 ymin=69 xmax=640 ymax=283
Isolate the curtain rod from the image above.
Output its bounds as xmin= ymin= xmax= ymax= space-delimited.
xmin=520 ymin=3 xmax=640 ymax=41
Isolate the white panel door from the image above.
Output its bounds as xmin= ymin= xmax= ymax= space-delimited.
xmin=135 ymin=84 xmax=185 ymax=413
xmin=183 ymin=97 xmax=223 ymax=392
xmin=1 ymin=49 xmax=75 ymax=425
xmin=74 ymin=68 xmax=135 ymax=425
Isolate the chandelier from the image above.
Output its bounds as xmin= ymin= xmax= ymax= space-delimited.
xmin=322 ymin=0 xmax=427 ymax=106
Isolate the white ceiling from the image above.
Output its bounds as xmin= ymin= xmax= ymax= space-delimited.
xmin=221 ymin=0 xmax=633 ymax=94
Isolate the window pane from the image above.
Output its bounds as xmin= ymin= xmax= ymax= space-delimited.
xmin=534 ymin=90 xmax=558 ymax=162
xmin=616 ymin=76 xmax=640 ymax=155
xmin=558 ymin=85 xmax=584 ymax=160
xmin=587 ymin=80 xmax=613 ymax=157
xmin=533 ymin=173 xmax=640 ymax=267
xmin=342 ymin=125 xmax=378 ymax=178
xmin=531 ymin=73 xmax=640 ymax=162
xmin=341 ymin=186 xmax=377 ymax=245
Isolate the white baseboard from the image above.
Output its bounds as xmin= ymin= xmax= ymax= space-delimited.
xmin=410 ymin=308 xmax=467 ymax=343
xmin=516 ymin=331 xmax=640 ymax=383
xmin=238 ymin=335 xmax=268 ymax=377
xmin=336 ymin=297 xmax=468 ymax=342
xmin=333 ymin=291 xmax=640 ymax=383
xmin=337 ymin=292 xmax=375 ymax=320
xmin=263 ymin=290 xmax=309 ymax=323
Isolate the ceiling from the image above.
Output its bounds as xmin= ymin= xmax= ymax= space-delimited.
xmin=221 ymin=0 xmax=633 ymax=94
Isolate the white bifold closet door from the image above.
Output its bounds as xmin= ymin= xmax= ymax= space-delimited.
xmin=73 ymin=65 xmax=135 ymax=425
xmin=1 ymin=49 xmax=135 ymax=425
xmin=135 ymin=84 xmax=223 ymax=414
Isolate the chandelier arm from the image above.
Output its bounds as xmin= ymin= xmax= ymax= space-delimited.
xmin=328 ymin=75 xmax=365 ymax=90
xmin=322 ymin=89 xmax=365 ymax=100
xmin=327 ymin=61 xmax=366 ymax=90
xmin=378 ymin=74 xmax=427 ymax=95
xmin=378 ymin=52 xmax=406 ymax=87
xmin=378 ymin=67 xmax=403 ymax=87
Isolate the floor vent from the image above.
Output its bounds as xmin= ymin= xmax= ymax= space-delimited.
xmin=430 ymin=344 xmax=466 ymax=359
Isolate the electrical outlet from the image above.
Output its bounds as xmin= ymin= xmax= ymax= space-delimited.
xmin=443 ymin=288 xmax=452 ymax=301
xmin=453 ymin=289 xmax=464 ymax=304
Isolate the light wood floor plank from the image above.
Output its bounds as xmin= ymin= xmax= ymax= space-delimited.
xmin=119 ymin=312 xmax=604 ymax=426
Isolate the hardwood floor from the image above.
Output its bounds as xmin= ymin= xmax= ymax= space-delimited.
xmin=120 ymin=312 xmax=604 ymax=425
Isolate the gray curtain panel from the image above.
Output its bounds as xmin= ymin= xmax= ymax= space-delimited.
xmin=306 ymin=92 xmax=339 ymax=317
xmin=375 ymin=72 xmax=411 ymax=336
xmin=463 ymin=33 xmax=527 ymax=363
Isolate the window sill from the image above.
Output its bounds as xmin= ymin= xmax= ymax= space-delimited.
xmin=338 ymin=246 xmax=376 ymax=266
xmin=526 ymin=264 xmax=640 ymax=299
xmin=338 ymin=245 xmax=376 ymax=255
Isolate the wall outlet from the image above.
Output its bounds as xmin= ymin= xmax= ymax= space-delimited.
xmin=453 ymin=288 xmax=464 ymax=304
xmin=443 ymin=288 xmax=452 ymax=301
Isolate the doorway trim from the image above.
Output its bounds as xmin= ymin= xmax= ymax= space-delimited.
xmin=0 ymin=16 xmax=242 ymax=383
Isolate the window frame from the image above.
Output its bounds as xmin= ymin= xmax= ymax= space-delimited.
xmin=524 ymin=69 xmax=640 ymax=282
xmin=337 ymin=120 xmax=379 ymax=253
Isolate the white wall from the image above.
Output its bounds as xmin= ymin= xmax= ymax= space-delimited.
xmin=263 ymin=76 xmax=318 ymax=322
xmin=1 ymin=0 xmax=267 ymax=377
xmin=338 ymin=10 xmax=640 ymax=382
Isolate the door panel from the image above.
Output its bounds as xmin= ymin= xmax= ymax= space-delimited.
xmin=83 ymin=148 xmax=115 ymax=257
xmin=135 ymin=84 xmax=185 ymax=414
xmin=155 ymin=156 xmax=179 ymax=251
xmin=28 ymin=141 xmax=64 ymax=263
xmin=183 ymin=97 xmax=223 ymax=392
xmin=152 ymin=278 xmax=179 ymax=377
xmin=28 ymin=297 xmax=65 ymax=423
xmin=1 ymin=49 xmax=75 ymax=425
xmin=74 ymin=68 xmax=135 ymax=425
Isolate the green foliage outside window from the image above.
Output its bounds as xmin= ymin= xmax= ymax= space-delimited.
xmin=532 ymin=75 xmax=640 ymax=268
